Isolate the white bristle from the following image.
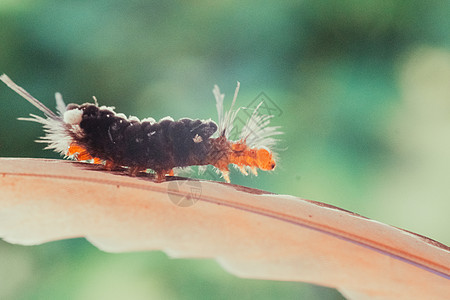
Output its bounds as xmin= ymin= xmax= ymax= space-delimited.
xmin=63 ymin=109 xmax=83 ymax=125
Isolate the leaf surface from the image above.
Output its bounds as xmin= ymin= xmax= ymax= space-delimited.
xmin=0 ymin=158 xmax=448 ymax=299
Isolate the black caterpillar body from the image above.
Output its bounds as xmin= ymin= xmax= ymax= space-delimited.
xmin=72 ymin=104 xmax=218 ymax=173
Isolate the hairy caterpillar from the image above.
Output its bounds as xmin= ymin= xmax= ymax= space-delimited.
xmin=1 ymin=74 xmax=281 ymax=182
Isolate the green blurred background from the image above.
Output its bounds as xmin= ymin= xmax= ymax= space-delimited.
xmin=1 ymin=1 xmax=449 ymax=299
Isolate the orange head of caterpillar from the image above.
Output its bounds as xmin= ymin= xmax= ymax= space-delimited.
xmin=229 ymin=142 xmax=276 ymax=176
xmin=255 ymin=148 xmax=276 ymax=171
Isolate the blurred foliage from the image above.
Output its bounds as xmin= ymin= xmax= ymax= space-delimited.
xmin=0 ymin=0 xmax=449 ymax=299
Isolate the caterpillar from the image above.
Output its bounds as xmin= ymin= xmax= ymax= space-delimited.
xmin=0 ymin=74 xmax=281 ymax=182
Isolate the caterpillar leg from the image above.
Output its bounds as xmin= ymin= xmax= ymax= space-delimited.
xmin=212 ymin=158 xmax=231 ymax=183
xmin=104 ymin=160 xmax=117 ymax=171
xmin=221 ymin=170 xmax=230 ymax=183
xmin=128 ymin=166 xmax=145 ymax=176
xmin=155 ymin=169 xmax=174 ymax=182
xmin=238 ymin=165 xmax=248 ymax=176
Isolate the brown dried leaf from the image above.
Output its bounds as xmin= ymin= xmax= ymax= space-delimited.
xmin=0 ymin=158 xmax=448 ymax=299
